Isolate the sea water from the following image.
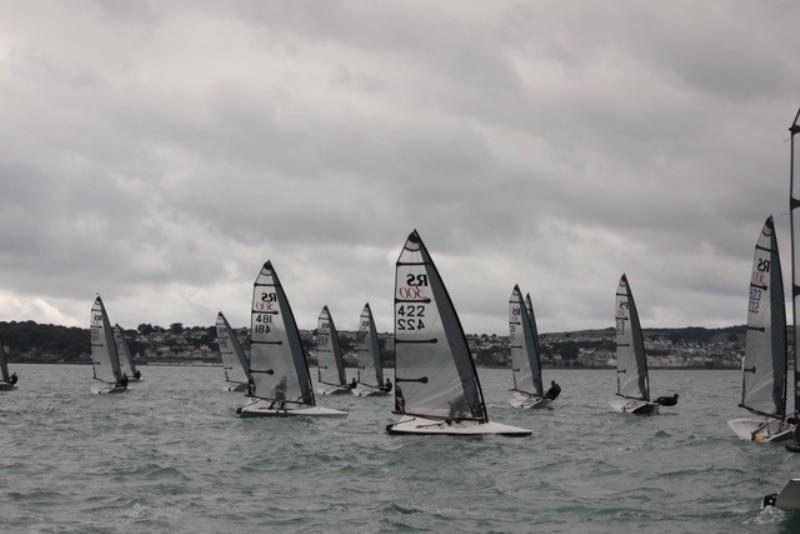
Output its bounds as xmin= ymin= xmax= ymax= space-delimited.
xmin=1 ymin=364 xmax=798 ymax=533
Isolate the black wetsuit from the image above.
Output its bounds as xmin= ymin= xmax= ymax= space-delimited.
xmin=543 ymin=383 xmax=561 ymax=400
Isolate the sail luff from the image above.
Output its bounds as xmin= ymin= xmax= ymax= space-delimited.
xmin=393 ymin=230 xmax=487 ymax=422
xmin=791 ymin=108 xmax=800 ymax=419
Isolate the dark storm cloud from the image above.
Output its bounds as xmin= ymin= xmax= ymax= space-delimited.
xmin=1 ymin=1 xmax=799 ymax=332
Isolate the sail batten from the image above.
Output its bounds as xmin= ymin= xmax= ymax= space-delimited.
xmin=356 ymin=303 xmax=383 ymax=388
xmin=315 ymin=306 xmax=347 ymax=386
xmin=216 ymin=312 xmax=250 ymax=385
xmin=90 ymin=296 xmax=122 ymax=384
xmin=393 ymin=230 xmax=487 ymax=422
xmin=249 ymin=262 xmax=314 ymax=406
xmin=614 ymin=275 xmax=649 ymax=401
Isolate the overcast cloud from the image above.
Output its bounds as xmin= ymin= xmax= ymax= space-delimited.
xmin=2 ymin=1 xmax=800 ymax=334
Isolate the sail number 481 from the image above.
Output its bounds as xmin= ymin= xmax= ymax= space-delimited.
xmin=397 ymin=304 xmax=426 ymax=330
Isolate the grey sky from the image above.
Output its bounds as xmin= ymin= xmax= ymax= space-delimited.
xmin=2 ymin=1 xmax=799 ymax=334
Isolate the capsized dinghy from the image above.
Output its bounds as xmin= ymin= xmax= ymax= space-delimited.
xmin=727 ymin=216 xmax=793 ymax=442
xmin=507 ymin=286 xmax=549 ymax=409
xmin=89 ymin=296 xmax=127 ymax=394
xmin=0 ymin=336 xmax=18 ymax=391
xmin=609 ymin=275 xmax=676 ymax=414
xmin=352 ymin=303 xmax=388 ymax=397
xmin=314 ymin=306 xmax=351 ymax=395
xmin=237 ymin=262 xmax=346 ymax=418
xmin=386 ymin=230 xmax=530 ymax=436
xmin=114 ymin=325 xmax=141 ymax=382
xmin=216 ymin=311 xmax=250 ymax=392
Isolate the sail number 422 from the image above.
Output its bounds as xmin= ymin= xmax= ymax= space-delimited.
xmin=397 ymin=304 xmax=426 ymax=330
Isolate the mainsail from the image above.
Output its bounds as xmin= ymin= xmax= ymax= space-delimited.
xmin=525 ymin=292 xmax=544 ymax=397
xmin=356 ymin=303 xmax=383 ymax=388
xmin=790 ymin=108 xmax=800 ymax=420
xmin=394 ymin=230 xmax=487 ymax=421
xmin=740 ymin=216 xmax=787 ymax=418
xmin=315 ymin=306 xmax=346 ymax=386
xmin=508 ymin=286 xmax=543 ymax=397
xmin=216 ymin=312 xmax=250 ymax=384
xmin=614 ymin=274 xmax=649 ymax=401
xmin=113 ymin=325 xmax=138 ymax=379
xmin=0 ymin=337 xmax=9 ymax=383
xmin=90 ymin=296 xmax=122 ymax=384
xmin=249 ymin=261 xmax=314 ymax=406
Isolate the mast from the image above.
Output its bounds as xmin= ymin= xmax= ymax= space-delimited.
xmin=791 ymin=108 xmax=800 ymax=419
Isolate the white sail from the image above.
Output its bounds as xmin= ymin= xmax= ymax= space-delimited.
xmin=393 ymin=230 xmax=487 ymax=421
xmin=249 ymin=261 xmax=315 ymax=406
xmin=356 ymin=303 xmax=383 ymax=388
xmin=113 ymin=325 xmax=138 ymax=379
xmin=216 ymin=312 xmax=250 ymax=385
xmin=741 ymin=217 xmax=788 ymax=417
xmin=0 ymin=337 xmax=9 ymax=383
xmin=509 ymin=285 xmax=534 ymax=394
xmin=90 ymin=296 xmax=122 ymax=384
xmin=614 ymin=274 xmax=649 ymax=401
xmin=315 ymin=306 xmax=346 ymax=386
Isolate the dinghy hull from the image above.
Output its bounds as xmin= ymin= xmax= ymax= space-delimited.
xmin=507 ymin=392 xmax=550 ymax=409
xmin=0 ymin=382 xmax=17 ymax=391
xmin=727 ymin=417 xmax=794 ymax=442
xmin=763 ymin=479 xmax=800 ymax=510
xmin=386 ymin=416 xmax=531 ymax=436
xmin=90 ymin=383 xmax=127 ymax=395
xmin=315 ymin=385 xmax=352 ymax=396
xmin=351 ymin=385 xmax=388 ymax=397
xmin=608 ymin=399 xmax=658 ymax=415
xmin=225 ymin=382 xmax=249 ymax=392
xmin=237 ymin=399 xmax=347 ymax=418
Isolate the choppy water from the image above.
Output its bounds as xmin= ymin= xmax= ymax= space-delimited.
xmin=2 ymin=365 xmax=800 ymax=533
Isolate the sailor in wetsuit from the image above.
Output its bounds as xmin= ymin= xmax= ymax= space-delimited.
xmin=268 ymin=376 xmax=288 ymax=410
xmin=543 ymin=380 xmax=561 ymax=400
xmin=8 ymin=372 xmax=17 ymax=385
xmin=119 ymin=374 xmax=129 ymax=387
xmin=134 ymin=369 xmax=141 ymax=380
xmin=655 ymin=393 xmax=679 ymax=406
xmin=394 ymin=385 xmax=405 ymax=413
xmin=381 ymin=378 xmax=393 ymax=393
xmin=349 ymin=377 xmax=358 ymax=389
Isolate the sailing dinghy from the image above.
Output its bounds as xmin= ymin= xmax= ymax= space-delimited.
xmin=90 ymin=296 xmax=127 ymax=394
xmin=314 ymin=306 xmax=351 ymax=395
xmin=114 ymin=325 xmax=141 ymax=382
xmin=508 ymin=286 xmax=549 ymax=409
xmin=728 ymin=216 xmax=794 ymax=442
xmin=351 ymin=303 xmax=387 ymax=397
xmin=0 ymin=337 xmax=17 ymax=391
xmin=386 ymin=230 xmax=531 ymax=436
xmin=237 ymin=261 xmax=347 ymax=418
xmin=216 ymin=312 xmax=250 ymax=392
xmin=608 ymin=274 xmax=676 ymax=414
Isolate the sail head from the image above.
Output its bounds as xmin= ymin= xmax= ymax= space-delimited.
xmin=393 ymin=230 xmax=487 ymax=421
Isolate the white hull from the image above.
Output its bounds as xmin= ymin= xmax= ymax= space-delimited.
xmin=225 ymin=382 xmax=249 ymax=392
xmin=386 ymin=416 xmax=531 ymax=436
xmin=764 ymin=479 xmax=800 ymax=510
xmin=315 ymin=384 xmax=352 ymax=396
xmin=727 ymin=417 xmax=795 ymax=443
xmin=351 ymin=385 xmax=388 ymax=397
xmin=0 ymin=382 xmax=17 ymax=391
xmin=237 ymin=398 xmax=347 ymax=418
xmin=90 ymin=382 xmax=127 ymax=395
xmin=507 ymin=391 xmax=550 ymax=409
xmin=608 ymin=398 xmax=659 ymax=415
